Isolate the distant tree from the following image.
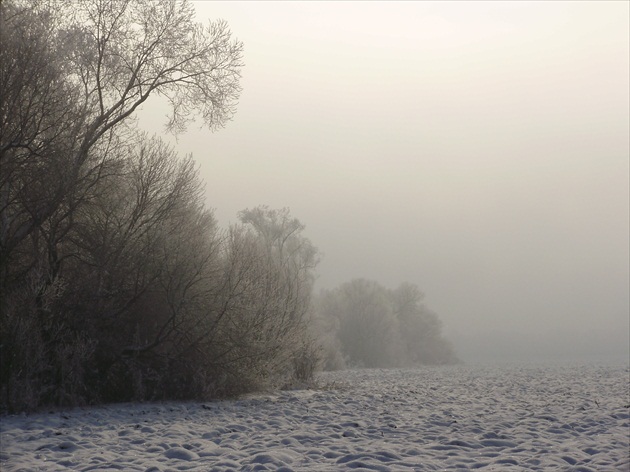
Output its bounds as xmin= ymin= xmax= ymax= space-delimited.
xmin=318 ymin=279 xmax=402 ymax=368
xmin=315 ymin=280 xmax=459 ymax=369
xmin=390 ymin=283 xmax=459 ymax=365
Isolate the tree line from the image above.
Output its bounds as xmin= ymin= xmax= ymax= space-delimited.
xmin=1 ymin=0 xmax=320 ymax=411
xmin=0 ymin=0 xmax=457 ymax=413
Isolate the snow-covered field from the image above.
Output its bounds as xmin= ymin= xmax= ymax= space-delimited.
xmin=1 ymin=363 xmax=628 ymax=471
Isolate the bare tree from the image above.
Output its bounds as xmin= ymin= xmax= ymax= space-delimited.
xmin=209 ymin=207 xmax=320 ymax=390
xmin=0 ymin=0 xmax=243 ymax=278
xmin=67 ymin=136 xmax=224 ymax=400
xmin=0 ymin=2 xmax=84 ymax=282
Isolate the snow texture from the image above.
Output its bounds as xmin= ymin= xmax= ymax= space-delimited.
xmin=1 ymin=363 xmax=628 ymax=471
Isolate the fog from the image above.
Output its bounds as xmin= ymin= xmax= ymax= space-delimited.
xmin=137 ymin=1 xmax=629 ymax=362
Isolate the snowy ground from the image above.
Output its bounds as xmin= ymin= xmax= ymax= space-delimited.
xmin=1 ymin=363 xmax=628 ymax=471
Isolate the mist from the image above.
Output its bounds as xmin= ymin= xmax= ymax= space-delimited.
xmin=136 ymin=1 xmax=629 ymax=363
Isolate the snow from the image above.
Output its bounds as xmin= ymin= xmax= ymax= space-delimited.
xmin=1 ymin=363 xmax=628 ymax=471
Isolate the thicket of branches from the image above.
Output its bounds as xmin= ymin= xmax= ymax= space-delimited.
xmin=0 ymin=0 xmax=320 ymax=412
xmin=315 ymin=279 xmax=460 ymax=370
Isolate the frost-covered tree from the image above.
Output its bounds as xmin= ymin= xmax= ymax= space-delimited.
xmin=213 ymin=207 xmax=320 ymax=390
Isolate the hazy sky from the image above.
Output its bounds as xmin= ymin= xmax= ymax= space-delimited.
xmin=138 ymin=1 xmax=629 ymax=359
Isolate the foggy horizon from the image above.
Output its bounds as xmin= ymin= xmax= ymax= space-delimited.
xmin=137 ymin=1 xmax=629 ymax=362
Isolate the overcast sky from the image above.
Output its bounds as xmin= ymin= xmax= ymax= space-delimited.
xmin=138 ymin=1 xmax=629 ymax=360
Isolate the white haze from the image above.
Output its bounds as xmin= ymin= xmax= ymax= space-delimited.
xmin=136 ymin=1 xmax=629 ymax=362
